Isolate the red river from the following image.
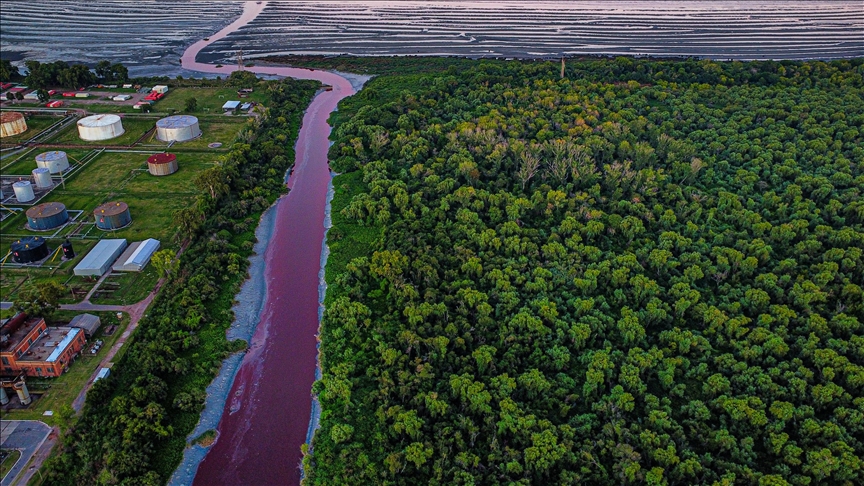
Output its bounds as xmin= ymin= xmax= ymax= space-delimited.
xmin=180 ymin=2 xmax=356 ymax=485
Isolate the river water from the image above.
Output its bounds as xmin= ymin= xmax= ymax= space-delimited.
xmin=179 ymin=3 xmax=357 ymax=485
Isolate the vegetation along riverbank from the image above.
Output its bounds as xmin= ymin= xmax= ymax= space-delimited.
xmin=309 ymin=57 xmax=864 ymax=484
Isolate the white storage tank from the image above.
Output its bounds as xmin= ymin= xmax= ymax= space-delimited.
xmin=13 ymin=180 xmax=35 ymax=203
xmin=0 ymin=112 xmax=28 ymax=138
xmin=156 ymin=115 xmax=201 ymax=142
xmin=35 ymin=151 xmax=70 ymax=173
xmin=32 ymin=167 xmax=53 ymax=188
xmin=77 ymin=114 xmax=125 ymax=141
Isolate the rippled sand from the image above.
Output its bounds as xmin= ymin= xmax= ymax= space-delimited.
xmin=2 ymin=1 xmax=861 ymax=67
xmin=203 ymin=1 xmax=864 ymax=60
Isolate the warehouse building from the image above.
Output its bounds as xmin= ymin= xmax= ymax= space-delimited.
xmin=73 ymin=239 xmax=127 ymax=276
xmin=112 ymin=238 xmax=160 ymax=272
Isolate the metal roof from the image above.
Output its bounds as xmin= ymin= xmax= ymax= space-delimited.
xmin=69 ymin=313 xmax=101 ymax=335
xmin=222 ymin=100 xmax=241 ymax=109
xmin=26 ymin=202 xmax=66 ymax=219
xmin=148 ymin=153 xmax=176 ymax=164
xmin=114 ymin=238 xmax=160 ymax=271
xmin=78 ymin=114 xmax=121 ymax=127
xmin=46 ymin=328 xmax=82 ymax=362
xmin=156 ymin=115 xmax=198 ymax=128
xmin=94 ymin=201 xmax=128 ymax=217
xmin=36 ymin=151 xmax=66 ymax=161
xmin=74 ymin=239 xmax=127 ymax=276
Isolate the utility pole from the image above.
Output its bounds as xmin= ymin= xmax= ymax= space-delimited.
xmin=561 ymin=56 xmax=566 ymax=79
xmin=237 ymin=49 xmax=244 ymax=71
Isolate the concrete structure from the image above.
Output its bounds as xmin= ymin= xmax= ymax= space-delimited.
xmin=77 ymin=114 xmax=124 ymax=141
xmin=147 ymin=152 xmax=178 ymax=176
xmin=94 ymin=367 xmax=111 ymax=382
xmin=222 ymin=100 xmax=241 ymax=113
xmin=10 ymin=236 xmax=50 ymax=263
xmin=113 ymin=238 xmax=160 ymax=272
xmin=112 ymin=94 xmax=132 ymax=101
xmin=35 ymin=151 xmax=70 ymax=173
xmin=0 ymin=111 xmax=27 ymax=138
xmin=12 ymin=180 xmax=35 ymax=202
xmin=155 ymin=115 xmax=201 ymax=142
xmin=94 ymin=201 xmax=131 ymax=230
xmin=32 ymin=167 xmax=53 ymax=189
xmin=73 ymin=238 xmax=127 ymax=276
xmin=69 ymin=313 xmax=101 ymax=338
xmin=0 ymin=315 xmax=86 ymax=377
xmin=26 ymin=202 xmax=68 ymax=231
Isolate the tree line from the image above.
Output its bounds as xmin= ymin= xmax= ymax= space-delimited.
xmin=308 ymin=57 xmax=864 ymax=485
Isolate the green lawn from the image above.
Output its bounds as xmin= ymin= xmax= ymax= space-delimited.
xmin=154 ymin=86 xmax=269 ymax=114
xmin=52 ymin=117 xmax=157 ymax=147
xmin=0 ymin=114 xmax=63 ymax=146
xmin=91 ymin=265 xmax=160 ymax=305
xmin=1 ymin=312 xmax=130 ymax=426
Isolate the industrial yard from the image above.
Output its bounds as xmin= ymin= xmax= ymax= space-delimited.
xmin=0 ymin=82 xmax=267 ymax=314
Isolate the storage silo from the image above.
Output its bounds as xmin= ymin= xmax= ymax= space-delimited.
xmin=27 ymin=202 xmax=69 ymax=230
xmin=155 ymin=115 xmax=201 ymax=142
xmin=11 ymin=236 xmax=50 ymax=263
xmin=77 ymin=114 xmax=125 ymax=141
xmin=94 ymin=201 xmax=131 ymax=230
xmin=147 ymin=153 xmax=178 ymax=176
xmin=35 ymin=151 xmax=70 ymax=174
xmin=32 ymin=167 xmax=53 ymax=189
xmin=13 ymin=180 xmax=35 ymax=203
xmin=0 ymin=112 xmax=28 ymax=138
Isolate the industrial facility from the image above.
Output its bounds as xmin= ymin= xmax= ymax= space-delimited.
xmin=156 ymin=115 xmax=201 ymax=142
xmin=94 ymin=201 xmax=132 ymax=230
xmin=35 ymin=151 xmax=70 ymax=173
xmin=0 ymin=315 xmax=86 ymax=378
xmin=74 ymin=239 xmax=127 ymax=276
xmin=10 ymin=236 xmax=50 ymax=264
xmin=77 ymin=114 xmax=125 ymax=141
xmin=113 ymin=238 xmax=160 ymax=272
xmin=32 ymin=167 xmax=53 ymax=189
xmin=147 ymin=152 xmax=178 ymax=176
xmin=26 ymin=202 xmax=69 ymax=230
xmin=0 ymin=111 xmax=27 ymax=138
xmin=12 ymin=180 xmax=35 ymax=203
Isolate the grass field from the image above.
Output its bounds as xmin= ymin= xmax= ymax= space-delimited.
xmin=0 ymin=311 xmax=130 ymax=426
xmin=91 ymin=265 xmax=160 ymax=305
xmin=0 ymin=115 xmax=63 ymax=146
xmin=154 ymin=86 xmax=269 ymax=113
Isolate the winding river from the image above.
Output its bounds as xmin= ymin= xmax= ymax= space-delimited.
xmin=179 ymin=2 xmax=357 ymax=485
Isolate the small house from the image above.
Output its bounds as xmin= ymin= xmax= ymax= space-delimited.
xmin=69 ymin=313 xmax=101 ymax=338
xmin=222 ymin=100 xmax=241 ymax=113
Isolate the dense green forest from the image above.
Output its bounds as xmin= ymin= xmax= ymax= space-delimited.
xmin=310 ymin=58 xmax=864 ymax=485
xmin=40 ymin=77 xmax=318 ymax=485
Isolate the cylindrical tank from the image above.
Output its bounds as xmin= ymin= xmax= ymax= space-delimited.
xmin=0 ymin=386 xmax=9 ymax=406
xmin=35 ymin=151 xmax=70 ymax=174
xmin=156 ymin=115 xmax=201 ymax=142
xmin=26 ymin=202 xmax=69 ymax=230
xmin=62 ymin=239 xmax=75 ymax=259
xmin=13 ymin=180 xmax=35 ymax=203
xmin=94 ymin=201 xmax=131 ymax=230
xmin=77 ymin=114 xmax=125 ymax=141
xmin=0 ymin=111 xmax=28 ymax=138
xmin=13 ymin=381 xmax=31 ymax=406
xmin=11 ymin=236 xmax=50 ymax=263
xmin=147 ymin=152 xmax=178 ymax=176
xmin=32 ymin=167 xmax=53 ymax=189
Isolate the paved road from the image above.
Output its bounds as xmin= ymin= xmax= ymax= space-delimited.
xmin=0 ymin=421 xmax=50 ymax=486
